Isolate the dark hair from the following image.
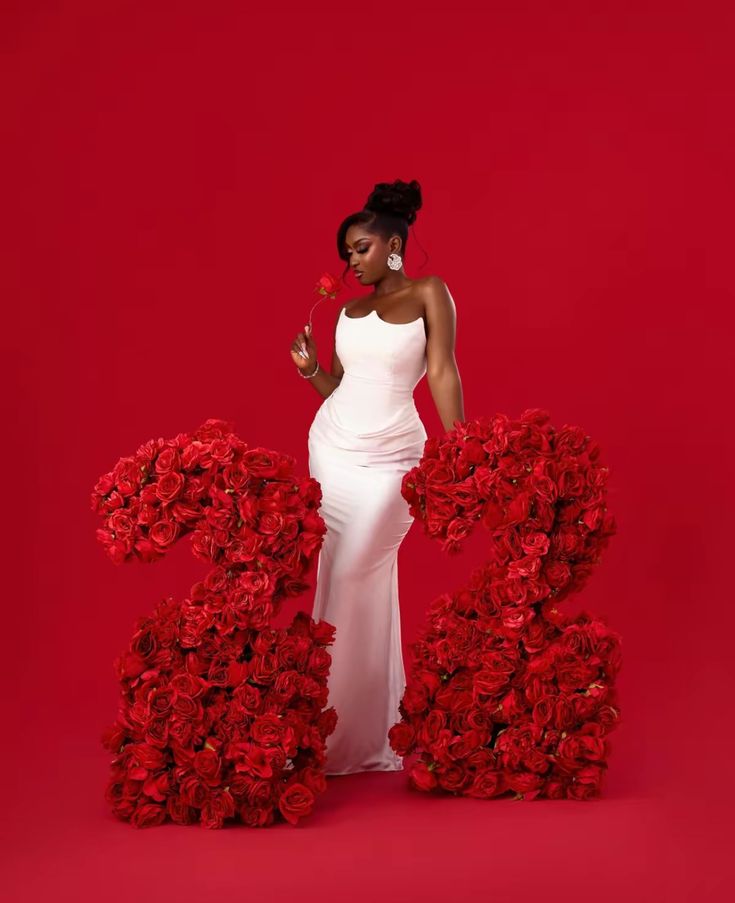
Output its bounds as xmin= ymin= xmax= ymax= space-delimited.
xmin=336 ymin=179 xmax=428 ymax=283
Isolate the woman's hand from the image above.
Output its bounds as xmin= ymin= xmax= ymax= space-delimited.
xmin=290 ymin=323 xmax=318 ymax=373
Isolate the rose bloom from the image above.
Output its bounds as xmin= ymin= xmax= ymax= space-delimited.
xmin=437 ymin=762 xmax=470 ymax=792
xmin=193 ymin=748 xmax=222 ymax=786
xmin=150 ymin=519 xmax=178 ymax=548
xmin=278 ymin=782 xmax=315 ymax=825
xmin=409 ymin=761 xmax=438 ymax=792
xmin=402 ymin=684 xmax=429 ymax=715
xmin=155 ymin=471 xmax=185 ymax=503
xmin=259 ymin=512 xmax=286 ymax=537
xmin=250 ymin=651 xmax=280 ymax=684
xmin=131 ymin=803 xmax=166 ymax=828
xmin=467 ymin=768 xmax=504 ymax=799
xmin=154 ymin=446 xmax=181 ymax=474
xmin=388 ymin=722 xmax=416 ymax=755
xmin=316 ymin=271 xmax=342 ymax=295
xmin=417 ymin=709 xmax=448 ymax=747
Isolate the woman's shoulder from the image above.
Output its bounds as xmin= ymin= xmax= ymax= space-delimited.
xmin=338 ymin=277 xmax=448 ymax=314
xmin=417 ymin=274 xmax=447 ymax=289
xmin=418 ymin=276 xmax=454 ymax=317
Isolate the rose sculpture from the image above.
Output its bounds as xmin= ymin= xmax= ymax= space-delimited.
xmin=388 ymin=409 xmax=622 ymax=800
xmin=91 ymin=418 xmax=336 ymax=828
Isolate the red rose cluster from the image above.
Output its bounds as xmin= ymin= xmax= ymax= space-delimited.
xmin=91 ymin=418 xmax=337 ymax=828
xmin=388 ymin=409 xmax=622 ymax=801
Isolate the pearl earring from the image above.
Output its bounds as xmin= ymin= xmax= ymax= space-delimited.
xmin=387 ymin=252 xmax=402 ymax=270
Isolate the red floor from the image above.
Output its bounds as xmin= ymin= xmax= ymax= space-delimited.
xmin=4 ymin=735 xmax=728 ymax=902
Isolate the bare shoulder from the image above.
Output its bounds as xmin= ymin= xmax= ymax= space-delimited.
xmin=418 ymin=275 xmax=455 ymax=316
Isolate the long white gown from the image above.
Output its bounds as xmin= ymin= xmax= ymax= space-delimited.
xmin=308 ymin=306 xmax=428 ymax=775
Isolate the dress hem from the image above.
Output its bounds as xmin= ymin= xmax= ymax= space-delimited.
xmin=326 ymin=762 xmax=405 ymax=777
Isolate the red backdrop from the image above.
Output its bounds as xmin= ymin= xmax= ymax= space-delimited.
xmin=3 ymin=1 xmax=731 ymax=900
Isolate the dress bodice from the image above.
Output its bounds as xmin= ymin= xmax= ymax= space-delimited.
xmin=308 ymin=306 xmax=428 ymax=456
xmin=336 ymin=307 xmax=427 ymax=389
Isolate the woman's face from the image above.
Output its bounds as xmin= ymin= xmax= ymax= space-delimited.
xmin=344 ymin=226 xmax=397 ymax=285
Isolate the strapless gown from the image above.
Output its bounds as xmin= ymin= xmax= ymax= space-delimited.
xmin=308 ymin=306 xmax=428 ymax=775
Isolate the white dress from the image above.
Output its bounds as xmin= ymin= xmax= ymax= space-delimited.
xmin=308 ymin=306 xmax=428 ymax=775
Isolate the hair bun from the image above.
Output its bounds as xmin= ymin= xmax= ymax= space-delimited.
xmin=364 ymin=178 xmax=422 ymax=226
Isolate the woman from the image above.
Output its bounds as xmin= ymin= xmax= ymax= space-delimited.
xmin=290 ymin=179 xmax=464 ymax=775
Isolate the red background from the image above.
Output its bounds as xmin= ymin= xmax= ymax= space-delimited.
xmin=3 ymin=1 xmax=731 ymax=900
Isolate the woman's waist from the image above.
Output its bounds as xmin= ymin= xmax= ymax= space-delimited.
xmin=328 ymin=387 xmax=420 ymax=425
xmin=333 ymin=372 xmax=417 ymax=404
xmin=311 ymin=388 xmax=425 ymax=439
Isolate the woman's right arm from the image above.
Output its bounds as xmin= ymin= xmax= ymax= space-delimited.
xmin=291 ymin=305 xmax=345 ymax=399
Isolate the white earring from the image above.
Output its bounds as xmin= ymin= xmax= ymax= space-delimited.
xmin=387 ymin=252 xmax=402 ymax=270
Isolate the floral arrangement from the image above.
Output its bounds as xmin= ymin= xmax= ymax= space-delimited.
xmin=92 ymin=418 xmax=336 ymax=828
xmin=388 ymin=409 xmax=622 ymax=800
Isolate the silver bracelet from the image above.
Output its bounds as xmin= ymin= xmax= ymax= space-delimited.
xmin=300 ymin=359 xmax=320 ymax=379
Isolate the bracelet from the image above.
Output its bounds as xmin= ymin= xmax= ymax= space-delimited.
xmin=300 ymin=359 xmax=320 ymax=379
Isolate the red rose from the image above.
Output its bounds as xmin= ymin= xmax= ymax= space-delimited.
xmin=520 ymin=531 xmax=550 ymax=556
xmin=154 ymin=446 xmax=181 ymax=474
xmin=148 ymin=687 xmax=176 ymax=717
xmin=130 ymin=742 xmax=166 ymax=772
xmin=166 ymin=796 xmax=197 ymax=825
xmin=504 ymin=770 xmax=544 ymax=793
xmin=417 ymin=709 xmax=447 ymax=746
xmin=251 ymin=714 xmax=287 ymax=747
xmin=316 ymin=271 xmax=342 ymax=296
xmin=179 ymin=774 xmax=210 ymax=808
xmin=437 ymin=763 xmax=470 ymax=792
xmin=241 ymin=805 xmax=273 ymax=827
xmin=209 ymin=439 xmax=235 ymax=464
xmin=109 ymin=510 xmax=135 ymax=539
xmin=115 ymin=459 xmax=145 ymax=497
xmin=408 ymin=761 xmax=438 ymax=792
xmin=133 ymin=537 xmax=164 ymax=563
xmin=388 ymin=721 xmax=416 ymax=755
xmin=250 ymin=652 xmax=279 ymax=684
xmin=467 ymin=768 xmax=504 ymax=798
xmin=242 ymin=449 xmax=281 ymax=478
xmin=193 ymin=748 xmax=222 ymax=786
xmin=155 ymin=471 xmax=184 ymax=503
xmin=473 ymin=660 xmax=515 ymax=700
xmin=170 ymin=499 xmax=203 ymax=523
xmin=402 ymin=684 xmax=429 ymax=715
xmin=446 ymin=517 xmax=473 ymax=544
xmin=531 ymin=695 xmax=555 ymax=727
xmin=447 ymin=729 xmax=483 ymax=760
xmin=201 ymin=790 xmax=236 ymax=829
xmin=150 ymin=519 xmax=178 ymax=548
xmin=555 ymin=658 xmax=599 ymax=693
xmin=101 ymin=721 xmax=126 ymax=753
xmin=278 ymin=782 xmax=315 ymax=825
xmin=131 ymin=803 xmax=166 ymax=828
xmin=567 ymin=764 xmax=604 ymax=799
xmin=101 ymin=533 xmax=128 ymax=565
xmin=117 ymin=651 xmax=147 ymax=680
xmin=259 ymin=512 xmax=285 ymax=537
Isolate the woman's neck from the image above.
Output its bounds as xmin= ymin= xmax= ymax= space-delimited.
xmin=372 ymin=273 xmax=413 ymax=298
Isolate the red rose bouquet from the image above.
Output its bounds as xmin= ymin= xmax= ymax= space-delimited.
xmin=388 ymin=409 xmax=622 ymax=800
xmin=92 ymin=418 xmax=337 ymax=827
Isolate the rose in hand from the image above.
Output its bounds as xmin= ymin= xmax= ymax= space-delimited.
xmin=290 ymin=323 xmax=317 ymax=373
xmin=290 ymin=271 xmax=342 ymax=376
